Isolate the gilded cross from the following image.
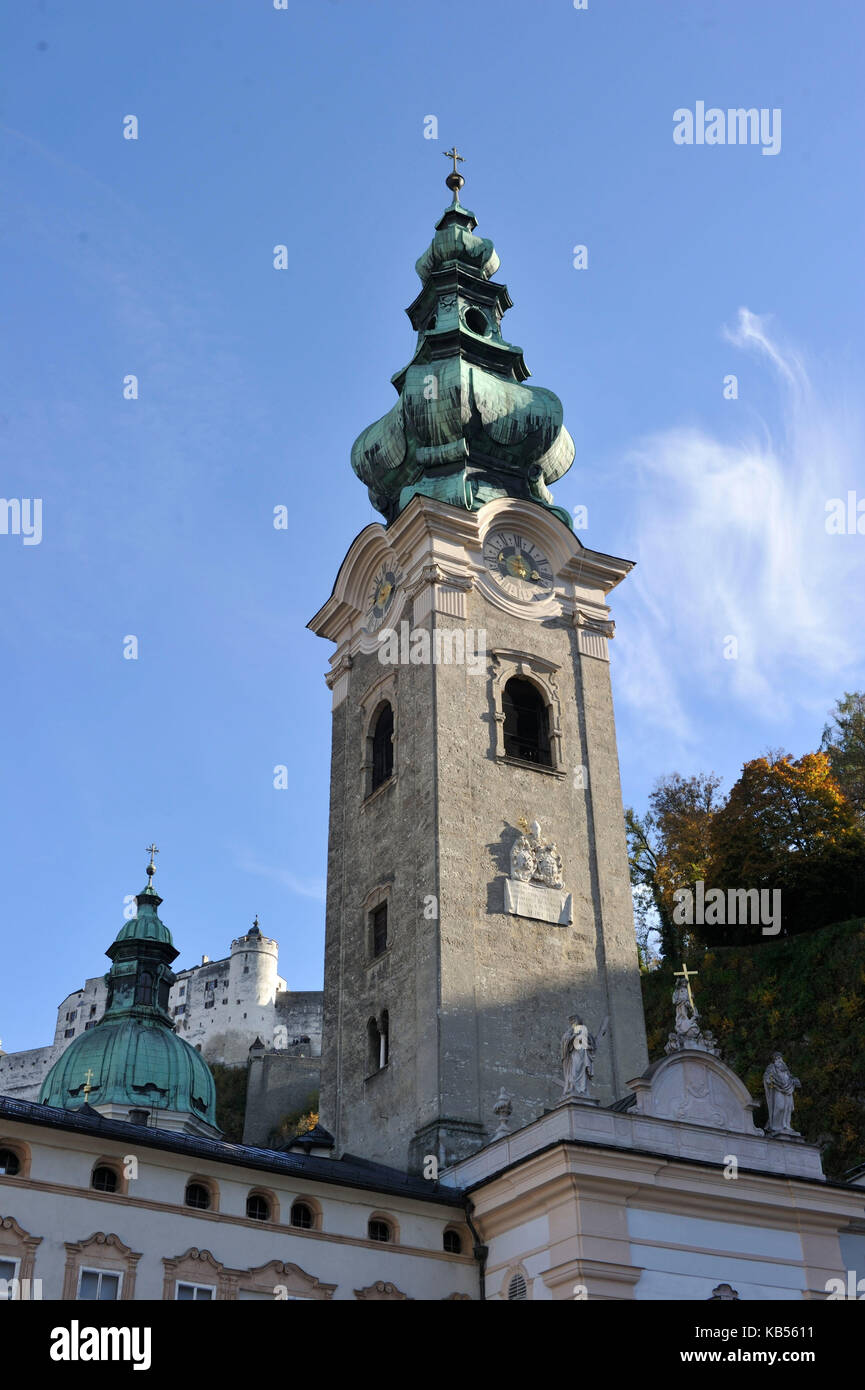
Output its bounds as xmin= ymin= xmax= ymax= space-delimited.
xmin=83 ymin=1068 xmax=94 ymax=1099
xmin=674 ymin=962 xmax=699 ymax=1010
xmin=444 ymin=146 xmax=464 ymax=176
xmin=145 ymin=842 xmax=159 ymax=884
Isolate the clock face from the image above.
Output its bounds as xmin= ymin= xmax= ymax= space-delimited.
xmin=482 ymin=531 xmax=554 ymax=602
xmin=365 ymin=561 xmax=400 ymax=633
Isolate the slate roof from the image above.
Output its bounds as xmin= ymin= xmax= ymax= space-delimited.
xmin=0 ymin=1094 xmax=465 ymax=1206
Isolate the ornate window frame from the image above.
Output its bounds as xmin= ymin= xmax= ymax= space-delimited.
xmin=0 ymin=1215 xmax=41 ymax=1288
xmin=359 ymin=672 xmax=398 ymax=802
xmin=244 ymin=1259 xmax=336 ymax=1301
xmin=354 ymin=1280 xmax=410 ymax=1300
xmin=62 ymin=1232 xmax=140 ymax=1301
xmin=162 ymin=1248 xmax=233 ymax=1301
xmin=490 ymin=650 xmax=564 ymax=773
xmin=175 ymin=1280 xmax=216 ymax=1301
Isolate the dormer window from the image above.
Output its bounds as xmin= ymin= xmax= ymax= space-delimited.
xmin=134 ymin=971 xmax=154 ymax=1006
xmin=464 ymin=306 xmax=488 ymax=336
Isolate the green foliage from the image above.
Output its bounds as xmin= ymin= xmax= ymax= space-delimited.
xmin=626 ymin=772 xmax=723 ymax=960
xmin=704 ymin=751 xmax=865 ymax=941
xmin=640 ymin=919 xmax=865 ymax=1179
xmin=210 ymin=1063 xmax=249 ymax=1143
xmin=821 ymin=692 xmax=865 ymax=821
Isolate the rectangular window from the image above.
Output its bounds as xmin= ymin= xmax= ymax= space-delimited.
xmin=64 ymin=1028 xmax=75 ymax=1038
xmin=84 ymin=1021 xmax=95 ymax=1031
xmin=89 ymin=1005 xmax=96 ymax=1017
xmin=77 ymin=1268 xmax=122 ymax=1301
xmin=179 ymin=985 xmax=186 ymax=996
xmin=204 ymin=999 xmax=214 ymax=1009
xmin=66 ymin=1010 xmax=77 ymax=1022
xmin=174 ymin=1005 xmax=186 ymax=1016
xmin=175 ymin=1282 xmax=215 ymax=1301
xmin=371 ymin=903 xmax=388 ymax=958
xmin=0 ymin=1258 xmax=20 ymax=1299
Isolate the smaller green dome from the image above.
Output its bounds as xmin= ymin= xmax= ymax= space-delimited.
xmin=39 ymin=1018 xmax=217 ymax=1125
xmin=39 ymin=850 xmax=219 ymax=1136
xmin=113 ymin=884 xmax=174 ymax=948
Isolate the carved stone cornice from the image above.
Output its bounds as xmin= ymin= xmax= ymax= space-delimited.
xmin=574 ymin=606 xmax=615 ymax=639
xmin=354 ymin=1279 xmax=411 ymax=1300
xmin=405 ymin=563 xmax=474 ymax=602
xmin=325 ymin=651 xmax=353 ymax=690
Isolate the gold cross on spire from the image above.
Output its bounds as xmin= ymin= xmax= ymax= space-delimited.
xmin=674 ymin=962 xmax=699 ymax=1010
xmin=83 ymin=1068 xmax=94 ymax=1099
xmin=145 ymin=842 xmax=159 ymax=885
xmin=444 ymin=146 xmax=464 ymax=176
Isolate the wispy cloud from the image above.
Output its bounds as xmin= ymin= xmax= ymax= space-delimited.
xmin=236 ymin=853 xmax=326 ymax=903
xmin=615 ymin=308 xmax=864 ymax=745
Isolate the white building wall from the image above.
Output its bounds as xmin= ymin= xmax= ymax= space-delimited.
xmin=628 ymin=1207 xmax=806 ymax=1300
xmin=0 ymin=1122 xmax=476 ymax=1301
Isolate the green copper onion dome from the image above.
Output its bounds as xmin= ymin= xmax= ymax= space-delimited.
xmin=351 ymin=150 xmax=575 ymax=528
xmin=39 ymin=849 xmax=218 ymax=1134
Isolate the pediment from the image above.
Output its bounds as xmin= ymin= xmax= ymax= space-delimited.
xmin=627 ymin=1051 xmax=762 ymax=1134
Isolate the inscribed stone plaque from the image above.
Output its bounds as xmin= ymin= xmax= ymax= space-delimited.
xmin=504 ymin=878 xmax=572 ymax=926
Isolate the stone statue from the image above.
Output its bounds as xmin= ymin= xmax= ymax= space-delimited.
xmin=763 ymin=1053 xmax=801 ymax=1136
xmin=561 ymin=1015 xmax=608 ymax=1099
xmin=664 ymin=966 xmax=719 ymax=1056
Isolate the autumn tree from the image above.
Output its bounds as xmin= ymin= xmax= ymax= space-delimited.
xmin=705 ymin=751 xmax=865 ymax=940
xmin=626 ymin=772 xmax=723 ymax=961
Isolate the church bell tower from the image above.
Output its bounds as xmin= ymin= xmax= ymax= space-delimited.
xmin=308 ymin=155 xmax=648 ymax=1171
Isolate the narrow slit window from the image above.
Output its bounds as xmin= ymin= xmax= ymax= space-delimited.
xmin=371 ymin=704 xmax=394 ymax=790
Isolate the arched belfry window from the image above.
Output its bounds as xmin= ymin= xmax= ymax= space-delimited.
xmin=371 ymin=703 xmax=394 ymax=791
xmin=502 ymin=678 xmax=551 ymax=766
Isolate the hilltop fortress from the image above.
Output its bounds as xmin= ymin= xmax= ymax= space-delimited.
xmin=0 ymin=919 xmax=322 ymax=1144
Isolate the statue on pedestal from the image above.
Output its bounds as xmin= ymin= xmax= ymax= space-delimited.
xmin=664 ymin=963 xmax=719 ymax=1056
xmin=560 ymin=1015 xmax=608 ymax=1100
xmin=763 ymin=1053 xmax=801 ymax=1136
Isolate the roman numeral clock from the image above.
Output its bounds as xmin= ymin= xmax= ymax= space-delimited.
xmin=482 ymin=531 xmax=554 ymax=602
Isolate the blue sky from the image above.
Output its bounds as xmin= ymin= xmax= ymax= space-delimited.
xmin=1 ymin=0 xmax=863 ymax=1050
